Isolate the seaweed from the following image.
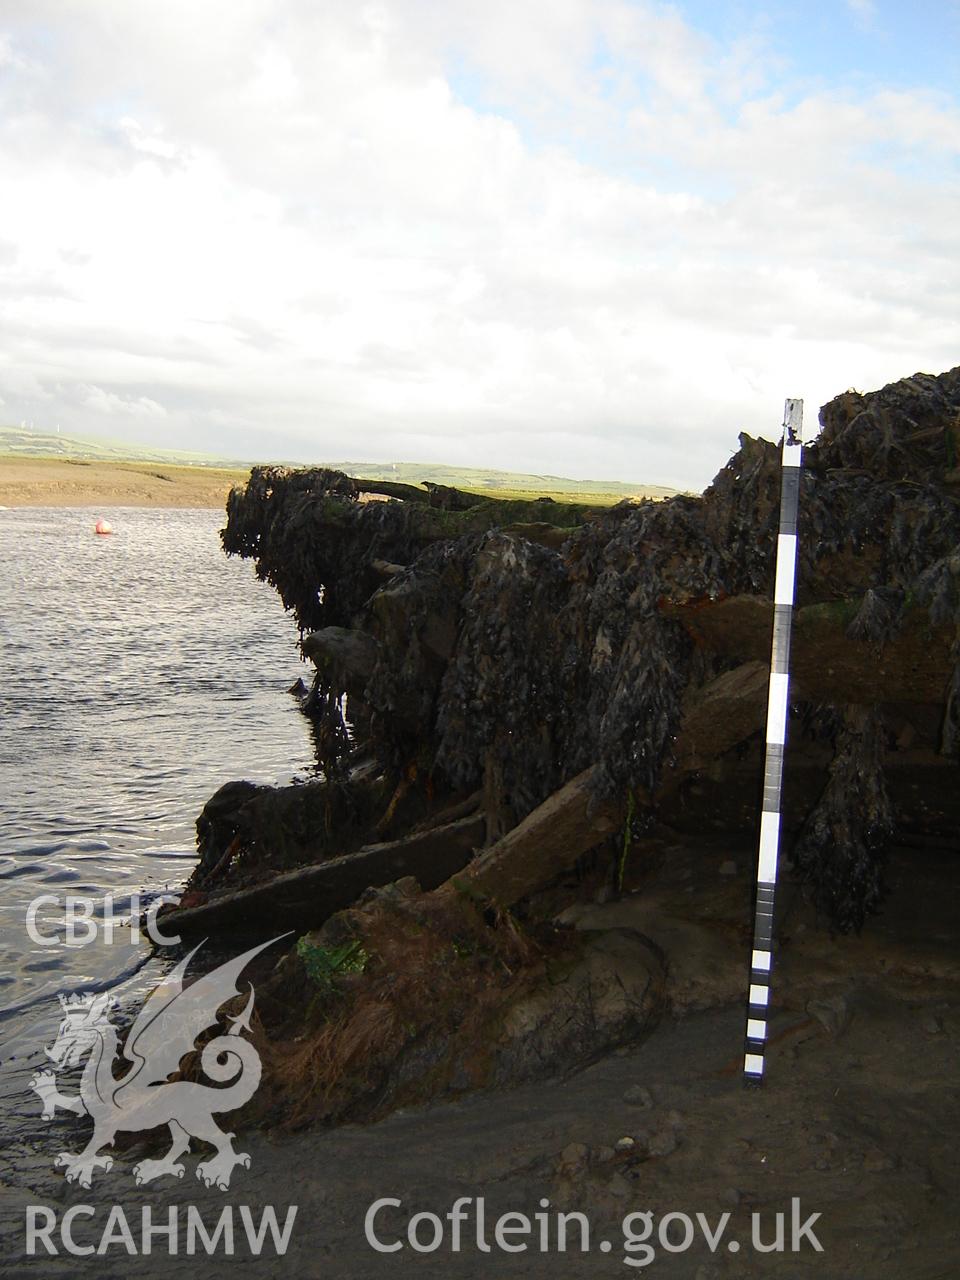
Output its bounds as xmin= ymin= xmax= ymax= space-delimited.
xmin=219 ymin=366 xmax=960 ymax=930
xmin=793 ymin=706 xmax=894 ymax=933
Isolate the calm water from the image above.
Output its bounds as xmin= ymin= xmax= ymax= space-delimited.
xmin=0 ymin=507 xmax=313 ymax=1099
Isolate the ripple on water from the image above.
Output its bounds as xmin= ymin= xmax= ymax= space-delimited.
xmin=0 ymin=863 xmax=49 ymax=879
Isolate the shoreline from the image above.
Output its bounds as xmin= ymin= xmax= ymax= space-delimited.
xmin=0 ymin=455 xmax=659 ymax=511
xmin=0 ymin=456 xmax=250 ymax=509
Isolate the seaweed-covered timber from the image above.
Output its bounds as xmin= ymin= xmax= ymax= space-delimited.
xmin=164 ymin=367 xmax=960 ymax=1123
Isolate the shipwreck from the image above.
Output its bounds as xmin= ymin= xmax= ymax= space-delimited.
xmin=159 ymin=365 xmax=960 ymax=1124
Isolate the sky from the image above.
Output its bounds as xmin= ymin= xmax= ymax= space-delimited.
xmin=0 ymin=1 xmax=957 ymax=491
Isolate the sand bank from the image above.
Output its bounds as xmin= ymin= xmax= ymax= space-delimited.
xmin=0 ymin=456 xmax=250 ymax=509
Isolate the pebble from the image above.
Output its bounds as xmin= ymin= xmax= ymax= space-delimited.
xmin=807 ymin=994 xmax=851 ymax=1036
xmin=719 ymin=859 xmax=737 ymax=875
xmin=623 ymin=1085 xmax=654 ymax=1109
xmin=921 ymin=1013 xmax=943 ymax=1035
xmin=615 ymin=1136 xmax=636 ymax=1152
xmin=595 ymin=1145 xmax=616 ymax=1164
xmin=607 ymin=1173 xmax=631 ymax=1198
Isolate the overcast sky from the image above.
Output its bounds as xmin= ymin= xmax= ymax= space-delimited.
xmin=0 ymin=1 xmax=957 ymax=490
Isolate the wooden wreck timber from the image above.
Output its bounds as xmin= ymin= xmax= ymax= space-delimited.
xmin=162 ymin=590 xmax=954 ymax=936
xmin=662 ymin=595 xmax=956 ymax=706
xmin=161 ymin=657 xmax=774 ymax=935
xmin=164 ymin=813 xmax=485 ymax=935
xmin=181 ymin=367 xmax=960 ymax=929
xmin=159 ymin=367 xmax=960 ymax=1120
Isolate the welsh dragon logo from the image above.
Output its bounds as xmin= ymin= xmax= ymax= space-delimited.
xmin=30 ymin=935 xmax=285 ymax=1191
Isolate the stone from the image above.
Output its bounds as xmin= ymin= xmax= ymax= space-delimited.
xmin=807 ymin=994 xmax=851 ymax=1037
xmin=496 ymin=929 xmax=665 ymax=1083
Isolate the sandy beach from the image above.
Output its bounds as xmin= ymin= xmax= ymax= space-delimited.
xmin=0 ymin=456 xmax=250 ymax=509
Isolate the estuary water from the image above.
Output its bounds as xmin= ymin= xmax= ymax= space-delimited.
xmin=0 ymin=507 xmax=313 ymax=1100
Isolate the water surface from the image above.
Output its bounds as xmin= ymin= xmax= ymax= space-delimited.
xmin=0 ymin=507 xmax=313 ymax=1093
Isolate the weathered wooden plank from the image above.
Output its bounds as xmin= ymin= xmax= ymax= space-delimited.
xmin=447 ymin=765 xmax=619 ymax=908
xmin=158 ymin=813 xmax=486 ymax=935
xmin=662 ymin=659 xmax=770 ymax=789
xmin=662 ymin=595 xmax=953 ymax=704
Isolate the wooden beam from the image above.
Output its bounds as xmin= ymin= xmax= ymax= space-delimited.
xmin=158 ymin=814 xmax=486 ymax=935
xmin=447 ymin=660 xmax=771 ymax=908
xmin=662 ymin=595 xmax=953 ymax=704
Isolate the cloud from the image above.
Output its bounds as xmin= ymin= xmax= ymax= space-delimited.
xmin=80 ymin=385 xmax=167 ymax=417
xmin=0 ymin=1 xmax=956 ymax=488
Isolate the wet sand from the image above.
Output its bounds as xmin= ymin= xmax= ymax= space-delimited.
xmin=0 ymin=457 xmax=250 ymax=509
xmin=1 ymin=840 xmax=956 ymax=1278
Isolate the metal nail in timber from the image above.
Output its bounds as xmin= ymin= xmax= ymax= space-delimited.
xmin=743 ymin=398 xmax=803 ymax=1087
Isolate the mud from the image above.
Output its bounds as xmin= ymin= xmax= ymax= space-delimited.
xmin=2 ymin=840 xmax=956 ymax=1278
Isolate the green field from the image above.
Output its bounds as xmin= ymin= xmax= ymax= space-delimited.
xmin=0 ymin=426 xmax=233 ymax=466
xmin=0 ymin=428 xmax=676 ymax=503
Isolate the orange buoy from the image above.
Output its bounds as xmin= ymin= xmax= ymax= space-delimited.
xmin=94 ymin=519 xmax=113 ymax=535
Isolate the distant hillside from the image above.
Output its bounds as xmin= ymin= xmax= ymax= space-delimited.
xmin=0 ymin=427 xmax=676 ymax=500
xmin=0 ymin=427 xmax=232 ymax=467
xmin=328 ymin=461 xmax=677 ymax=501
